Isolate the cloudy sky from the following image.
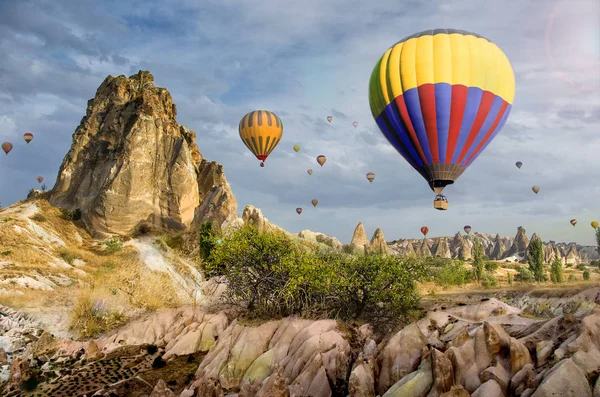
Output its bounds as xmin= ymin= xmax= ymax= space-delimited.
xmin=0 ymin=0 xmax=599 ymax=245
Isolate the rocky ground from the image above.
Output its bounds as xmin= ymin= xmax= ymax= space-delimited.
xmin=2 ymin=285 xmax=599 ymax=396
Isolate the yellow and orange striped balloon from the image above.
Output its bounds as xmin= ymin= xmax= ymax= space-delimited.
xmin=239 ymin=110 xmax=283 ymax=166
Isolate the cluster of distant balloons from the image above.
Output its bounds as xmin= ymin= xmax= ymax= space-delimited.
xmin=2 ymin=134 xmax=44 ymax=186
xmin=236 ymin=28 xmax=598 ymax=236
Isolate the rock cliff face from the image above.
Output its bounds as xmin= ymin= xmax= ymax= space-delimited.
xmin=49 ymin=71 xmax=237 ymax=237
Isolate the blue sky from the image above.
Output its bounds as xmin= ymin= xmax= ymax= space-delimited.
xmin=0 ymin=0 xmax=599 ymax=245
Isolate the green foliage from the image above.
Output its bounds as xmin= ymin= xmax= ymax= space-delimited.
xmin=472 ymin=238 xmax=485 ymax=282
xmin=430 ymin=260 xmax=471 ymax=287
xmin=507 ymin=273 xmax=513 ymax=286
xmin=583 ymin=270 xmax=591 ymax=281
xmin=63 ymin=208 xmax=82 ymax=221
xmin=550 ymin=256 xmax=563 ymax=283
xmin=515 ymin=266 xmax=535 ymax=282
xmin=590 ymin=260 xmax=600 ymax=267
xmin=59 ymin=249 xmax=77 ymax=265
xmin=527 ymin=236 xmax=545 ymax=282
xmin=481 ymin=272 xmax=498 ymax=288
xmin=1 ymin=250 xmax=12 ymax=256
xmin=104 ymin=237 xmax=123 ymax=254
xmin=568 ymin=274 xmax=578 ymax=282
xmin=485 ymin=262 xmax=499 ymax=272
xmin=164 ymin=234 xmax=184 ymax=250
xmin=576 ymin=263 xmax=586 ymax=271
xmin=207 ymin=224 xmax=426 ymax=322
xmin=30 ymin=213 xmax=47 ymax=222
xmin=199 ymin=222 xmax=217 ymax=263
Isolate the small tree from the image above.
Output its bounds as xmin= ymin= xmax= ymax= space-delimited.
xmin=583 ymin=270 xmax=591 ymax=281
xmin=527 ymin=236 xmax=545 ymax=282
xmin=472 ymin=238 xmax=485 ymax=282
xmin=550 ymin=256 xmax=563 ymax=283
xmin=198 ymin=222 xmax=216 ymax=262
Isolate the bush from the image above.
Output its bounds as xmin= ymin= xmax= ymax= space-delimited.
xmin=576 ymin=264 xmax=586 ymax=271
xmin=59 ymin=250 xmax=77 ymax=265
xmin=104 ymin=237 xmax=123 ymax=254
xmin=199 ymin=222 xmax=217 ymax=262
xmin=63 ymin=208 xmax=82 ymax=221
xmin=30 ymin=213 xmax=47 ymax=222
xmin=431 ymin=261 xmax=471 ymax=287
xmin=507 ymin=273 xmax=513 ymax=286
xmin=208 ymin=224 xmax=427 ymax=321
xmin=69 ymin=294 xmax=126 ymax=338
xmin=550 ymin=256 xmax=563 ymax=283
xmin=583 ymin=270 xmax=591 ymax=281
xmin=568 ymin=274 xmax=578 ymax=282
xmin=515 ymin=266 xmax=535 ymax=282
xmin=527 ymin=236 xmax=544 ymax=282
xmin=485 ymin=262 xmax=499 ymax=272
xmin=590 ymin=260 xmax=600 ymax=267
xmin=164 ymin=235 xmax=183 ymax=250
xmin=481 ymin=272 xmax=498 ymax=288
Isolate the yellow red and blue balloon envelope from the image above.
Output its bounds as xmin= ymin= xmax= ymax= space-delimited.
xmin=369 ymin=29 xmax=515 ymax=194
xmin=238 ymin=110 xmax=283 ymax=165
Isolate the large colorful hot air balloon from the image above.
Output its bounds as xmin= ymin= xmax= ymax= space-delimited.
xmin=515 ymin=161 xmax=522 ymax=169
xmin=2 ymin=142 xmax=12 ymax=155
xmin=293 ymin=145 xmax=300 ymax=152
xmin=316 ymin=155 xmax=327 ymax=167
xmin=37 ymin=176 xmax=43 ymax=184
xmin=23 ymin=133 xmax=33 ymax=144
xmin=532 ymin=185 xmax=540 ymax=194
xmin=296 ymin=208 xmax=303 ymax=215
xmin=421 ymin=226 xmax=429 ymax=237
xmin=592 ymin=221 xmax=599 ymax=229
xmin=464 ymin=225 xmax=472 ymax=234
xmin=239 ymin=110 xmax=283 ymax=167
xmin=369 ymin=29 xmax=515 ymax=211
xmin=366 ymin=172 xmax=375 ymax=183
xmin=570 ymin=219 xmax=577 ymax=226
xmin=307 ymin=169 xmax=313 ymax=175
xmin=311 ymin=199 xmax=319 ymax=207
xmin=327 ymin=116 xmax=332 ymax=123
xmin=352 ymin=121 xmax=359 ymax=128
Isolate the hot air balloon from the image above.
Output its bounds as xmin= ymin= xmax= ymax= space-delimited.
xmin=421 ymin=226 xmax=429 ymax=237
xmin=515 ymin=161 xmax=522 ymax=169
xmin=592 ymin=221 xmax=599 ymax=229
xmin=296 ymin=208 xmax=303 ymax=215
xmin=239 ymin=110 xmax=283 ymax=167
xmin=366 ymin=172 xmax=375 ymax=183
xmin=327 ymin=116 xmax=332 ymax=123
xmin=311 ymin=199 xmax=319 ymax=207
xmin=464 ymin=225 xmax=472 ymax=234
xmin=352 ymin=121 xmax=359 ymax=128
xmin=2 ymin=142 xmax=12 ymax=155
xmin=293 ymin=145 xmax=300 ymax=152
xmin=570 ymin=219 xmax=577 ymax=226
xmin=37 ymin=176 xmax=43 ymax=184
xmin=316 ymin=155 xmax=327 ymax=167
xmin=23 ymin=133 xmax=33 ymax=144
xmin=532 ymin=185 xmax=540 ymax=194
xmin=369 ymin=29 xmax=516 ymax=211
xmin=307 ymin=169 xmax=313 ymax=175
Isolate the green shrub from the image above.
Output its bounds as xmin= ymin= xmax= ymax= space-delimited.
xmin=507 ymin=273 xmax=513 ymax=286
xmin=104 ymin=237 xmax=123 ymax=254
xmin=63 ymin=208 xmax=82 ymax=221
xmin=583 ymin=270 xmax=591 ymax=281
xmin=208 ymin=224 xmax=427 ymax=322
xmin=431 ymin=261 xmax=471 ymax=287
xmin=568 ymin=274 xmax=578 ymax=282
xmin=515 ymin=266 xmax=535 ymax=282
xmin=1 ymin=250 xmax=12 ymax=256
xmin=199 ymin=222 xmax=217 ymax=262
xmin=550 ymin=256 xmax=563 ymax=283
xmin=164 ymin=235 xmax=183 ymax=250
xmin=481 ymin=272 xmax=498 ymax=288
xmin=527 ymin=236 xmax=544 ymax=282
xmin=485 ymin=262 xmax=499 ymax=272
xmin=59 ymin=250 xmax=77 ymax=265
xmin=590 ymin=260 xmax=600 ymax=267
xmin=30 ymin=213 xmax=47 ymax=222
xmin=576 ymin=264 xmax=586 ymax=271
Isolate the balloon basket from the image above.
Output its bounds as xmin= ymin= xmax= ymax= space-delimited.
xmin=433 ymin=195 xmax=448 ymax=211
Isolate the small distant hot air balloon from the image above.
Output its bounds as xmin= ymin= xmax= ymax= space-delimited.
xmin=592 ymin=221 xmax=599 ymax=229
xmin=421 ymin=226 xmax=429 ymax=237
xmin=2 ymin=142 xmax=12 ymax=155
xmin=532 ymin=185 xmax=540 ymax=194
xmin=293 ymin=145 xmax=300 ymax=152
xmin=515 ymin=161 xmax=522 ymax=169
xmin=239 ymin=110 xmax=283 ymax=167
xmin=366 ymin=172 xmax=375 ymax=183
xmin=307 ymin=169 xmax=313 ymax=175
xmin=311 ymin=199 xmax=319 ymax=207
xmin=352 ymin=121 xmax=358 ymax=128
xmin=37 ymin=176 xmax=43 ymax=184
xmin=464 ymin=225 xmax=472 ymax=234
xmin=327 ymin=116 xmax=332 ymax=123
xmin=23 ymin=133 xmax=33 ymax=144
xmin=570 ymin=219 xmax=577 ymax=226
xmin=296 ymin=208 xmax=302 ymax=215
xmin=316 ymin=155 xmax=327 ymax=167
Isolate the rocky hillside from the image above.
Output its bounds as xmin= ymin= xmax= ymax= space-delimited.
xmin=49 ymin=70 xmax=237 ymax=239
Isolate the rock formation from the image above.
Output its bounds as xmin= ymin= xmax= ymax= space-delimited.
xmin=434 ymin=237 xmax=452 ymax=259
xmin=490 ymin=234 xmax=505 ymax=260
xmin=368 ymin=228 xmax=389 ymax=255
xmin=49 ymin=71 xmax=237 ymax=238
xmin=504 ymin=226 xmax=530 ymax=260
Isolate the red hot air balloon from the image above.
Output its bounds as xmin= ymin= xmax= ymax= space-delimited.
xmin=296 ymin=208 xmax=302 ymax=215
xmin=37 ymin=176 xmax=44 ymax=183
xmin=421 ymin=226 xmax=429 ymax=237
xmin=2 ymin=142 xmax=12 ymax=154
xmin=23 ymin=133 xmax=33 ymax=144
